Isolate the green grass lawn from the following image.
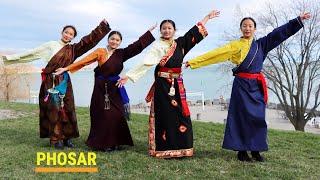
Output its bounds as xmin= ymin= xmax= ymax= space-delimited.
xmin=0 ymin=102 xmax=319 ymax=179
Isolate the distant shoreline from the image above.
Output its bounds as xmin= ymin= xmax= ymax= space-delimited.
xmin=131 ymin=104 xmax=320 ymax=135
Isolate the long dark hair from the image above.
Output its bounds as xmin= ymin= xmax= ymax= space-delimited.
xmin=62 ymin=25 xmax=77 ymax=37
xmin=160 ymin=19 xmax=176 ymax=30
xmin=240 ymin=17 xmax=257 ymax=28
xmin=108 ymin=31 xmax=122 ymax=40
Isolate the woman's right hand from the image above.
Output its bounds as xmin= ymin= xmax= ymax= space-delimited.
xmin=53 ymin=67 xmax=68 ymax=75
xmin=184 ymin=61 xmax=191 ymax=68
xmin=116 ymin=75 xmax=129 ymax=88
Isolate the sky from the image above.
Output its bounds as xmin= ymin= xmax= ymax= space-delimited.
xmin=0 ymin=0 xmax=293 ymax=68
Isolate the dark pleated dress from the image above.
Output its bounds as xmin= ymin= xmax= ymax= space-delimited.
xmin=222 ymin=17 xmax=304 ymax=151
xmin=86 ymin=31 xmax=155 ymax=150
xmin=149 ymin=25 xmax=206 ymax=158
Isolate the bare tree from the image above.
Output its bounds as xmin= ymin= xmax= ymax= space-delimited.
xmin=261 ymin=0 xmax=320 ymax=131
xmin=217 ymin=1 xmax=319 ymax=131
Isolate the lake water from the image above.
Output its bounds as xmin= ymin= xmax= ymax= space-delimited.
xmin=24 ymin=66 xmax=238 ymax=107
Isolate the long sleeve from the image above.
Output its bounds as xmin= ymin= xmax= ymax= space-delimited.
xmin=188 ymin=42 xmax=236 ymax=69
xmin=3 ymin=42 xmax=52 ymax=64
xmin=177 ymin=24 xmax=208 ymax=56
xmin=122 ymin=31 xmax=155 ymax=62
xmin=73 ymin=21 xmax=111 ymax=60
xmin=125 ymin=41 xmax=162 ymax=82
xmin=67 ymin=48 xmax=102 ymax=73
xmin=126 ymin=63 xmax=154 ymax=83
xmin=259 ymin=16 xmax=304 ymax=54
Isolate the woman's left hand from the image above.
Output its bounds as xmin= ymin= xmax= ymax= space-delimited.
xmin=200 ymin=9 xmax=220 ymax=25
xmin=300 ymin=12 xmax=311 ymax=21
xmin=207 ymin=10 xmax=220 ymax=19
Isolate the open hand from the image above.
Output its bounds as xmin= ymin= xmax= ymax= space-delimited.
xmin=300 ymin=12 xmax=311 ymax=21
xmin=53 ymin=67 xmax=67 ymax=75
xmin=116 ymin=75 xmax=129 ymax=88
xmin=148 ymin=23 xmax=158 ymax=32
xmin=184 ymin=61 xmax=191 ymax=69
xmin=207 ymin=10 xmax=220 ymax=19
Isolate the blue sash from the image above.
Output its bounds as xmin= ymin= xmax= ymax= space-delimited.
xmin=97 ymin=74 xmax=131 ymax=121
xmin=97 ymin=75 xmax=130 ymax=104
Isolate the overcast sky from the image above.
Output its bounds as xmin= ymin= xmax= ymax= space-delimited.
xmin=0 ymin=0 xmax=291 ymax=68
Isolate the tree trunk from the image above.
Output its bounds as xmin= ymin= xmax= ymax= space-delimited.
xmin=293 ymin=120 xmax=306 ymax=132
xmin=5 ymin=74 xmax=9 ymax=102
xmin=5 ymin=84 xmax=9 ymax=102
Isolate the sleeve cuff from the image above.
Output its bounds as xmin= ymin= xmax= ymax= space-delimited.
xmin=196 ymin=22 xmax=208 ymax=38
xmin=126 ymin=74 xmax=137 ymax=83
xmin=142 ymin=30 xmax=156 ymax=46
xmin=296 ymin=16 xmax=304 ymax=28
xmin=189 ymin=61 xmax=198 ymax=69
xmin=5 ymin=54 xmax=19 ymax=61
xmin=100 ymin=20 xmax=111 ymax=33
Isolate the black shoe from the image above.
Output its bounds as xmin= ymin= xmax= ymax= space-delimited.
xmin=237 ymin=151 xmax=252 ymax=162
xmin=63 ymin=139 xmax=75 ymax=148
xmin=105 ymin=147 xmax=115 ymax=152
xmin=53 ymin=141 xmax=64 ymax=149
xmin=251 ymin=151 xmax=264 ymax=162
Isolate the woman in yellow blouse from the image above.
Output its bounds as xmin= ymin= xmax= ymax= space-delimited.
xmin=186 ymin=13 xmax=311 ymax=162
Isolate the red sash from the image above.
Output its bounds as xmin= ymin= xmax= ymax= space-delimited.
xmin=41 ymin=68 xmax=46 ymax=81
xmin=236 ymin=72 xmax=268 ymax=104
xmin=177 ymin=77 xmax=190 ymax=117
xmin=146 ymin=67 xmax=190 ymax=117
xmin=158 ymin=67 xmax=181 ymax=74
xmin=145 ymin=67 xmax=180 ymax=103
xmin=145 ymin=41 xmax=190 ymax=117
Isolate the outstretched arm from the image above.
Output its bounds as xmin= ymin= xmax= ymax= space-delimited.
xmin=116 ymin=42 xmax=162 ymax=87
xmin=73 ymin=19 xmax=111 ymax=60
xmin=259 ymin=12 xmax=311 ymax=54
xmin=2 ymin=42 xmax=52 ymax=64
xmin=200 ymin=9 xmax=220 ymax=26
xmin=54 ymin=48 xmax=101 ymax=75
xmin=122 ymin=24 xmax=156 ymax=61
xmin=177 ymin=9 xmax=220 ymax=55
xmin=186 ymin=42 xmax=236 ymax=69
